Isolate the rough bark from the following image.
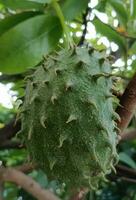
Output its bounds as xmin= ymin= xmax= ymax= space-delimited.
xmin=116 ymin=73 xmax=136 ymax=134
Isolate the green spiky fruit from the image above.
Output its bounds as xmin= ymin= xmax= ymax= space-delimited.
xmin=20 ymin=47 xmax=119 ymax=189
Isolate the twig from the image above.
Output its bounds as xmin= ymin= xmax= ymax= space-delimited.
xmin=116 ymin=73 xmax=136 ymax=134
xmin=116 ymin=164 xmax=136 ymax=177
xmin=78 ymin=7 xmax=91 ymax=46
xmin=120 ymin=177 xmax=136 ymax=184
xmin=0 ymin=167 xmax=59 ymax=200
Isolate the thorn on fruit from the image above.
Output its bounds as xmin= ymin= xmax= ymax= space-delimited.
xmin=28 ymin=127 xmax=32 ymax=140
xmin=99 ymin=58 xmax=105 ymax=66
xmin=40 ymin=116 xmax=47 ymax=128
xmin=58 ymin=134 xmax=68 ymax=148
xmin=66 ymin=114 xmax=77 ymax=123
xmin=51 ymin=94 xmax=57 ymax=104
xmin=43 ymin=79 xmax=49 ymax=85
xmin=55 ymin=68 xmax=62 ymax=75
xmin=105 ymin=95 xmax=115 ymax=99
xmin=49 ymin=158 xmax=56 ymax=170
xmin=86 ymin=98 xmax=98 ymax=110
xmin=65 ymin=80 xmax=74 ymax=91
xmin=31 ymin=81 xmax=38 ymax=88
xmin=113 ymin=111 xmax=121 ymax=122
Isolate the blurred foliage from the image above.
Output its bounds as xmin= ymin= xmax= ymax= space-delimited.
xmin=0 ymin=0 xmax=136 ymax=199
xmin=0 ymin=105 xmax=15 ymax=124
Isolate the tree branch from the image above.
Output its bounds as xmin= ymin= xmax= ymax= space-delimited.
xmin=0 ymin=118 xmax=21 ymax=145
xmin=121 ymin=129 xmax=136 ymax=141
xmin=0 ymin=167 xmax=59 ymax=200
xmin=0 ymin=74 xmax=23 ymax=83
xmin=0 ymin=140 xmax=23 ymax=150
xmin=15 ymin=163 xmax=37 ymax=173
xmin=116 ymin=164 xmax=136 ymax=177
xmin=70 ymin=189 xmax=88 ymax=200
xmin=116 ymin=73 xmax=136 ymax=134
xmin=0 ymin=180 xmax=4 ymax=200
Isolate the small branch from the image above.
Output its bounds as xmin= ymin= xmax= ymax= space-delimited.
xmin=120 ymin=177 xmax=136 ymax=184
xmin=0 ymin=167 xmax=59 ymax=200
xmin=0 ymin=140 xmax=23 ymax=150
xmin=116 ymin=164 xmax=136 ymax=177
xmin=0 ymin=180 xmax=4 ymax=200
xmin=0 ymin=74 xmax=23 ymax=83
xmin=121 ymin=129 xmax=136 ymax=141
xmin=78 ymin=7 xmax=91 ymax=46
xmin=70 ymin=189 xmax=88 ymax=200
xmin=116 ymin=73 xmax=136 ymax=134
xmin=15 ymin=163 xmax=37 ymax=173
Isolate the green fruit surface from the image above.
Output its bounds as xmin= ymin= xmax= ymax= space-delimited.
xmin=21 ymin=47 xmax=119 ymax=189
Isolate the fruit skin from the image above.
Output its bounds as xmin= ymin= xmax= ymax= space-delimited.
xmin=20 ymin=47 xmax=119 ymax=189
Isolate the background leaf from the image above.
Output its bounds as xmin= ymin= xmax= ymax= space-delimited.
xmin=130 ymin=0 xmax=136 ymax=18
xmin=0 ymin=14 xmax=62 ymax=74
xmin=95 ymin=0 xmax=107 ymax=12
xmin=108 ymin=0 xmax=128 ymax=26
xmin=28 ymin=0 xmax=51 ymax=3
xmin=0 ymin=0 xmax=44 ymax=10
xmin=130 ymin=41 xmax=136 ymax=53
xmin=92 ymin=17 xmax=126 ymax=53
xmin=0 ymin=11 xmax=40 ymax=37
xmin=62 ymin=0 xmax=89 ymax=20
xmin=119 ymin=152 xmax=136 ymax=169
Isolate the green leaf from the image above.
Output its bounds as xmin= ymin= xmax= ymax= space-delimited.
xmin=0 ymin=11 xmax=40 ymax=37
xmin=132 ymin=60 xmax=136 ymax=68
xmin=119 ymin=152 xmax=136 ymax=169
xmin=0 ymin=15 xmax=62 ymax=74
xmin=0 ymin=0 xmax=44 ymax=10
xmin=92 ymin=17 xmax=126 ymax=53
xmin=34 ymin=170 xmax=48 ymax=188
xmin=62 ymin=0 xmax=89 ymax=20
xmin=130 ymin=41 xmax=136 ymax=54
xmin=130 ymin=0 xmax=136 ymax=18
xmin=29 ymin=0 xmax=51 ymax=3
xmin=108 ymin=0 xmax=128 ymax=26
xmin=95 ymin=0 xmax=108 ymax=12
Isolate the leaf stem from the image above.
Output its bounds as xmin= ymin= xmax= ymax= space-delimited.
xmin=51 ymin=0 xmax=73 ymax=48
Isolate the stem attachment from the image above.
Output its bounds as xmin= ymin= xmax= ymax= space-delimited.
xmin=52 ymin=0 xmax=74 ymax=48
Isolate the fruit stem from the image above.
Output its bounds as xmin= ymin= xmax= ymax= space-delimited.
xmin=51 ymin=0 xmax=74 ymax=49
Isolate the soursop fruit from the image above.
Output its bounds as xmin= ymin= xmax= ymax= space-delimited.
xmin=20 ymin=47 xmax=119 ymax=189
